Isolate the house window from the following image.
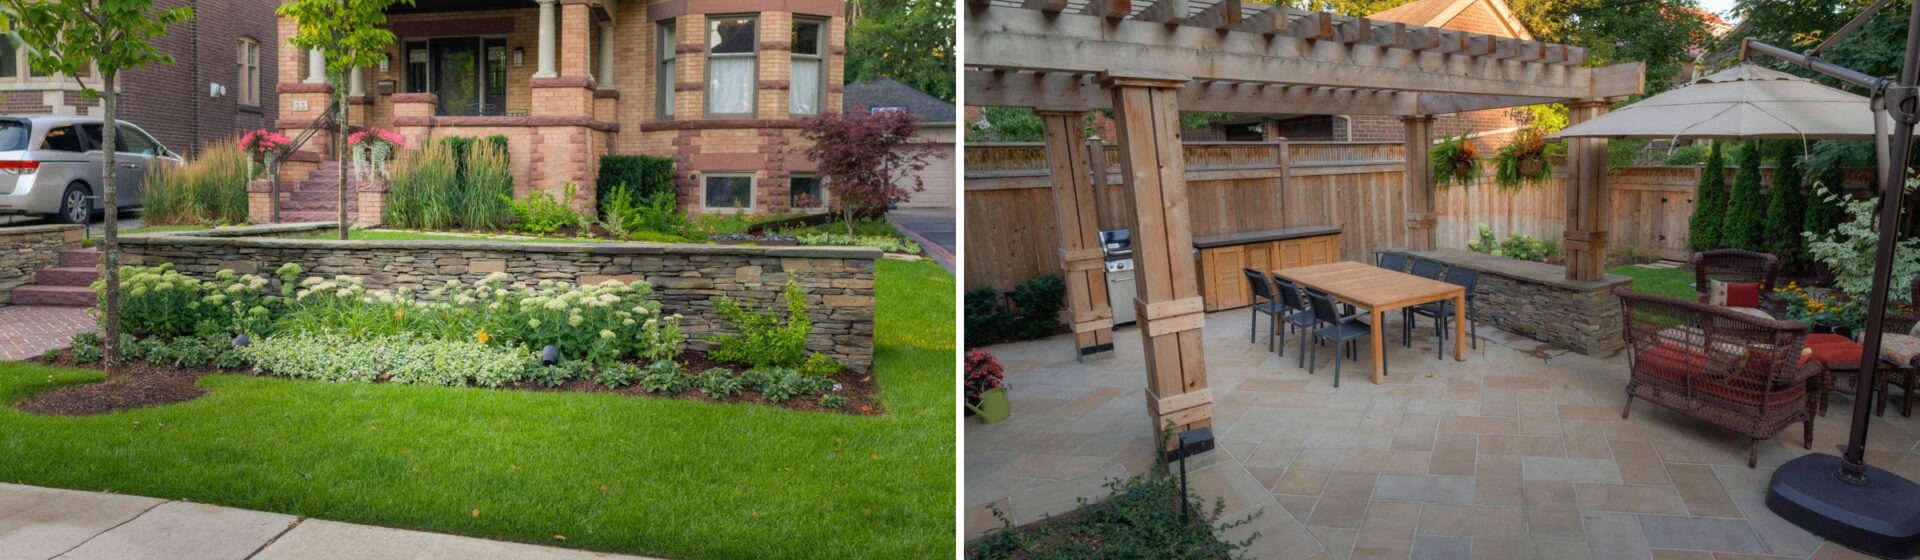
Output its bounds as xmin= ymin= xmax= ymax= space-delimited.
xmin=790 ymin=174 xmax=824 ymax=208
xmin=790 ymin=19 xmax=824 ymax=115
xmin=236 ymin=38 xmax=261 ymax=106
xmin=0 ymin=39 xmax=16 ymax=78
xmin=706 ymin=15 xmax=757 ymax=117
xmin=657 ymin=21 xmax=675 ymax=118
xmin=704 ymin=174 xmax=754 ymax=212
xmin=404 ymin=41 xmax=429 ymax=93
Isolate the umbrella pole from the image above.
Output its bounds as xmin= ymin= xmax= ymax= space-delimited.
xmin=1759 ymin=3 xmax=1920 ymax=556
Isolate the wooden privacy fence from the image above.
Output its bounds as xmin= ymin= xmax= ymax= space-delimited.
xmin=964 ymin=141 xmax=1874 ymax=291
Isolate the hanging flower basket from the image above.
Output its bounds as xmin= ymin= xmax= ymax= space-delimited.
xmin=1492 ymin=128 xmax=1561 ymax=191
xmin=237 ymin=129 xmax=292 ymax=178
xmin=1430 ymin=134 xmax=1480 ymax=189
xmin=348 ymin=127 xmax=406 ymax=183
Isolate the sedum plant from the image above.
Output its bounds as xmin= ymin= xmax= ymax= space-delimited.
xmin=1801 ymin=180 xmax=1920 ymax=307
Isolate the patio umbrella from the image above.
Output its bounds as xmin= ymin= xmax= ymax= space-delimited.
xmin=1548 ymin=63 xmax=1884 ymax=141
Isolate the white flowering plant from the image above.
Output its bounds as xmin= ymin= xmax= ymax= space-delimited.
xmin=101 ymin=263 xmax=276 ymax=338
xmin=1802 ymin=180 xmax=1920 ymax=306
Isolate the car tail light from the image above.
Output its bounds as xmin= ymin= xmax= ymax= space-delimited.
xmin=0 ymin=160 xmax=39 ymax=173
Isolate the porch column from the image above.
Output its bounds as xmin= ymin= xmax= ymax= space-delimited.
xmin=598 ymin=21 xmax=617 ymax=89
xmin=1038 ymin=110 xmax=1115 ymax=362
xmin=1103 ymin=71 xmax=1212 ymax=453
xmin=348 ymin=66 xmax=366 ymax=97
xmin=1564 ymin=101 xmax=1612 ymax=281
xmin=304 ymin=49 xmax=325 ymax=84
xmin=561 ymin=1 xmax=593 ymax=78
xmin=1403 ymin=115 xmax=1437 ymax=250
xmin=534 ymin=0 xmax=559 ymax=79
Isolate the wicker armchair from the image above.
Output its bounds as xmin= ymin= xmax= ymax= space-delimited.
xmin=1859 ymin=276 xmax=1920 ymax=416
xmin=1616 ymin=286 xmax=1820 ymax=467
xmin=1692 ymin=249 xmax=1784 ymax=315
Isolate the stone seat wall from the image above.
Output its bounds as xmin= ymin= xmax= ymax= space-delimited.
xmin=1401 ymin=248 xmax=1633 ymax=355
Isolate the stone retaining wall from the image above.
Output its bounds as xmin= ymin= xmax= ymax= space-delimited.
xmin=0 ymin=224 xmax=83 ymax=305
xmin=1404 ymin=249 xmax=1632 ymax=355
xmin=119 ymin=223 xmax=882 ymax=370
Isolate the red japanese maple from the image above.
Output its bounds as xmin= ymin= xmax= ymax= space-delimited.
xmin=800 ymin=107 xmax=947 ymax=233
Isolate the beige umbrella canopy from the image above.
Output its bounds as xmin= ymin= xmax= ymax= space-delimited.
xmin=1549 ymin=63 xmax=1882 ymax=140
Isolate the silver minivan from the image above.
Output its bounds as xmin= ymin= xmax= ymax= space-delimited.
xmin=0 ymin=116 xmax=182 ymax=223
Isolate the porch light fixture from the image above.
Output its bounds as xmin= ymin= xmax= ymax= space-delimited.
xmin=378 ymin=54 xmax=389 ymax=73
xmin=513 ymin=47 xmax=525 ymax=68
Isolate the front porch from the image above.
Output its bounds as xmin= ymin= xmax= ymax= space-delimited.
xmin=964 ymin=312 xmax=1918 ymax=559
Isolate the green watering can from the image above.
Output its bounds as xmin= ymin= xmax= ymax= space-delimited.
xmin=966 ymin=387 xmax=1010 ymax=424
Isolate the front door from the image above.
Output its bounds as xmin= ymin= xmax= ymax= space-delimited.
xmin=432 ymin=41 xmax=480 ymax=116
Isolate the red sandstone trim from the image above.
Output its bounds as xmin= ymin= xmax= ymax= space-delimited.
xmin=759 ymin=80 xmax=790 ymax=90
xmin=676 ymin=44 xmax=704 ymax=55
xmin=829 ymin=84 xmax=844 ymax=93
xmin=762 ymin=41 xmax=792 ymax=52
xmin=594 ymin=89 xmax=620 ymax=99
xmin=639 ymin=119 xmax=807 ymax=131
xmin=675 ymin=81 xmax=704 ymax=92
xmin=830 ymin=46 xmax=846 ymax=55
xmin=530 ymin=76 xmax=597 ymax=89
xmin=391 ymin=115 xmax=618 ymax=132
xmin=391 ymin=93 xmax=438 ymax=103
xmin=348 ymin=96 xmax=373 ymax=106
xmin=276 ymin=83 xmax=333 ymax=94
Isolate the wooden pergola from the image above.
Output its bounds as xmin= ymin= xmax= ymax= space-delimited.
xmin=966 ymin=0 xmax=1645 ymax=448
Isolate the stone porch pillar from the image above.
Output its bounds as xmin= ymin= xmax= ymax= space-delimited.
xmin=305 ymin=49 xmax=325 ymax=84
xmin=1564 ymin=101 xmax=1612 ymax=281
xmin=1038 ymin=110 xmax=1115 ymax=362
xmin=1103 ymin=71 xmax=1212 ymax=453
xmin=1403 ymin=115 xmax=1437 ymax=251
xmin=534 ymin=0 xmax=559 ymax=79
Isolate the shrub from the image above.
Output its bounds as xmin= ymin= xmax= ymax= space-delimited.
xmin=1802 ymin=181 xmax=1920 ymax=307
xmin=597 ymin=155 xmax=675 ymax=209
xmin=1763 ymin=140 xmax=1808 ymax=261
xmin=525 ymin=360 xmax=590 ymax=388
xmin=708 ymin=279 xmax=811 ymax=368
xmin=754 ymin=367 xmax=832 ymax=403
xmin=695 ymin=367 xmax=741 ymax=399
xmin=1724 ymin=140 xmax=1767 ymax=251
xmin=142 ymin=141 xmax=252 ymax=225
xmin=1804 ymin=161 xmax=1850 ymax=245
xmin=1467 ymin=225 xmax=1560 ymax=263
xmin=1009 ymin=275 xmax=1066 ymax=340
xmin=144 ymin=336 xmax=218 ymax=368
xmin=504 ymin=183 xmax=586 ymax=234
xmin=1663 ymin=144 xmax=1708 ymax=166
xmin=241 ymin=332 xmax=531 ymax=388
xmin=965 ymin=349 xmax=1004 ymax=406
xmin=596 ymin=362 xmax=645 ymax=389
xmin=801 ymin=108 xmax=945 ymax=232
xmin=71 ymin=333 xmax=103 ymax=363
xmin=1689 ymin=140 xmax=1728 ymax=250
xmin=799 ymin=352 xmax=843 ymax=378
xmin=964 ymin=288 xmax=1009 ymax=348
xmin=970 ymin=465 xmax=1260 ymax=559
xmin=820 ymin=394 xmax=848 ymax=409
xmin=639 ymin=360 xmax=692 ymax=396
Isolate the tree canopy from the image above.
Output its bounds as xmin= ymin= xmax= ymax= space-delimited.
xmin=847 ymin=0 xmax=955 ymax=102
xmin=1512 ymin=0 xmax=1714 ymax=96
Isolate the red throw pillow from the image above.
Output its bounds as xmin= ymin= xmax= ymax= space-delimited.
xmin=1726 ymin=282 xmax=1761 ymax=308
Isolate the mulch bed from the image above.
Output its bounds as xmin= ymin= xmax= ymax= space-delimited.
xmin=15 ymin=348 xmax=881 ymax=417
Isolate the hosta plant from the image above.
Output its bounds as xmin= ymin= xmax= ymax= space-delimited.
xmin=241 ymin=332 xmax=532 ymax=388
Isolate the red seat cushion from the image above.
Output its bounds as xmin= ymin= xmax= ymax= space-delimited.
xmin=1637 ymin=342 xmax=1806 ymax=407
xmin=1804 ymin=334 xmax=1864 ymax=370
xmin=1726 ymin=282 xmax=1762 ymax=308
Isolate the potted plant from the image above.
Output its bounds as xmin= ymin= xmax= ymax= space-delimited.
xmin=347 ymin=127 xmax=406 ymax=182
xmin=1778 ymin=282 xmax=1864 ymax=337
xmin=964 ymin=349 xmax=1009 ymax=424
xmin=1491 ymin=128 xmax=1560 ymax=190
xmin=1430 ymin=134 xmax=1480 ymax=189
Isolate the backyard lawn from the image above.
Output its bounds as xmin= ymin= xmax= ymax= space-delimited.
xmin=1608 ymin=264 xmax=1694 ymax=300
xmin=0 ymin=259 xmax=954 ymax=560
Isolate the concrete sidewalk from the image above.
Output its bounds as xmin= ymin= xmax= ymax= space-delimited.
xmin=0 ymin=483 xmax=664 ymax=560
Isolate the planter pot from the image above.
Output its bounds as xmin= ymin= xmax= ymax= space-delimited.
xmin=1518 ymin=156 xmax=1545 ymax=177
xmin=966 ymin=387 xmax=1010 ymax=424
xmin=1452 ymin=160 xmax=1474 ymax=178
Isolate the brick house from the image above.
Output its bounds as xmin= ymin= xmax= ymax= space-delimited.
xmin=0 ymin=0 xmax=280 ymax=157
xmin=271 ymin=0 xmax=847 ymax=221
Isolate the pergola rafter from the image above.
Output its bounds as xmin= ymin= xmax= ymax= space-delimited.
xmin=966 ymin=0 xmax=1643 ymax=449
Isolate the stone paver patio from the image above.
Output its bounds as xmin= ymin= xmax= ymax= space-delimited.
xmin=965 ymin=309 xmax=1919 ymax=559
xmin=0 ymin=305 xmax=96 ymax=361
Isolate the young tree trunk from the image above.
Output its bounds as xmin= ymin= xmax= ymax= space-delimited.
xmin=337 ymin=91 xmax=349 ymax=240
xmin=100 ymin=72 xmax=122 ymax=380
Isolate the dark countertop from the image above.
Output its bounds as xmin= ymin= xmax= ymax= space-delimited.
xmin=1192 ymin=226 xmax=1342 ymax=249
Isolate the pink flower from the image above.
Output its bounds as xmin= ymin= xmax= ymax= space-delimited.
xmin=238 ymin=129 xmax=290 ymax=156
xmin=349 ymin=127 xmax=406 ymax=149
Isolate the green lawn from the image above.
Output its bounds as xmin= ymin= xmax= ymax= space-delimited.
xmin=1609 ymin=265 xmax=1695 ymax=300
xmin=0 ymin=259 xmax=954 ymax=560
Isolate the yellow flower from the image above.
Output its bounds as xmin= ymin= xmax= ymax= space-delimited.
xmin=393 ymin=309 xmax=404 ymax=319
xmin=476 ymin=328 xmax=489 ymax=345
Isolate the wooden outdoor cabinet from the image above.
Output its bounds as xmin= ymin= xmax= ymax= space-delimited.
xmin=1196 ymin=228 xmax=1342 ymax=311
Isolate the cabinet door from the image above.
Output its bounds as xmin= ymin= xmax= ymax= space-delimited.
xmin=1245 ymin=241 xmax=1277 ymax=278
xmin=1303 ymin=236 xmax=1335 ymax=266
xmin=1204 ymin=246 xmax=1248 ymax=311
xmin=1275 ymin=239 xmax=1305 ymax=270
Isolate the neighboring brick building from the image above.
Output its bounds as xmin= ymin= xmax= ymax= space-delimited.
xmin=0 ymin=0 xmax=280 ymax=157
xmin=273 ymin=0 xmax=847 ymax=218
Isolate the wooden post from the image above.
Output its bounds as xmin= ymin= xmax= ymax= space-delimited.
xmin=1086 ymin=136 xmax=1114 ymax=231
xmin=1564 ymin=101 xmax=1612 ymax=281
xmin=1102 ymin=71 xmax=1212 ymax=452
xmin=1039 ymin=110 xmax=1116 ymax=361
xmin=1402 ymin=115 xmax=1436 ymax=250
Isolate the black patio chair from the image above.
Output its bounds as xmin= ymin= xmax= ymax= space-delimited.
xmin=1270 ymin=274 xmax=1319 ymax=362
xmin=1243 ymin=268 xmax=1287 ymax=352
xmin=1377 ymin=252 xmax=1411 ymax=273
xmin=1306 ymin=288 xmax=1382 ymax=387
xmin=1410 ymin=257 xmax=1444 ymax=280
xmin=1407 ymin=266 xmax=1482 ymax=359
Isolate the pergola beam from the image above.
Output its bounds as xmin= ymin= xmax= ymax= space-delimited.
xmin=1186 ymin=0 xmax=1242 ymax=31
xmin=966 ymin=69 xmax=1611 ymax=115
xmin=967 ymin=8 xmax=1597 ymax=98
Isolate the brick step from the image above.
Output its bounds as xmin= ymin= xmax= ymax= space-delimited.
xmin=11 ymin=285 xmax=94 ymax=307
xmin=289 ymin=190 xmax=349 ymax=202
xmin=277 ymin=211 xmax=348 ymax=223
xmin=58 ymin=248 xmax=100 ymax=267
xmin=34 ymin=267 xmax=99 ymax=287
xmin=278 ymin=200 xmax=359 ymax=212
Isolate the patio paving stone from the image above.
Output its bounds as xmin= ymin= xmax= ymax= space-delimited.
xmin=964 ymin=309 xmax=1920 ymax=558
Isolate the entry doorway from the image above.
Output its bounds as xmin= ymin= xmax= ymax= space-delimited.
xmin=402 ymin=37 xmax=509 ymax=116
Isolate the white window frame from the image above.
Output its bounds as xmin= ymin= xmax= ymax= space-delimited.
xmin=789 ymin=173 xmax=827 ymax=210
xmin=237 ymin=37 xmax=261 ymax=106
xmin=789 ymin=18 xmax=826 ymax=117
xmin=702 ymin=173 xmax=757 ymax=213
xmin=704 ymin=14 xmax=759 ymax=119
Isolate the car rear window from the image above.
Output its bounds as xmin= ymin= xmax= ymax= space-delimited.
xmin=42 ymin=125 xmax=81 ymax=152
xmin=0 ymin=120 xmax=29 ymax=151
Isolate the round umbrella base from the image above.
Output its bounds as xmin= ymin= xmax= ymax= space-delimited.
xmin=1767 ymin=453 xmax=1920 ymax=558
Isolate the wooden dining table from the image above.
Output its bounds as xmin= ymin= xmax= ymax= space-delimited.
xmin=1271 ymin=261 xmax=1468 ymax=384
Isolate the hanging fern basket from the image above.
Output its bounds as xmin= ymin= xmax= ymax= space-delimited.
xmin=1491 ymin=129 xmax=1560 ymax=191
xmin=1429 ymin=134 xmax=1481 ymax=189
